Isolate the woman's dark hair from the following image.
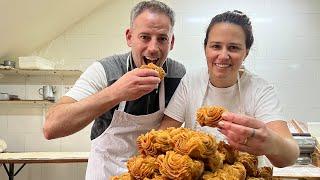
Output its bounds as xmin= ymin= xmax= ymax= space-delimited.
xmin=204 ymin=10 xmax=254 ymax=50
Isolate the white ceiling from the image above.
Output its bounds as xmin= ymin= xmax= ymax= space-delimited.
xmin=0 ymin=0 xmax=108 ymax=59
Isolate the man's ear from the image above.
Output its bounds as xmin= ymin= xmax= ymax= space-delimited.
xmin=125 ymin=28 xmax=132 ymax=47
xmin=170 ymin=34 xmax=175 ymax=50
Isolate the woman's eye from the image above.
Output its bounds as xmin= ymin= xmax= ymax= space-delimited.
xmin=230 ymin=46 xmax=240 ymax=50
xmin=211 ymin=45 xmax=220 ymax=49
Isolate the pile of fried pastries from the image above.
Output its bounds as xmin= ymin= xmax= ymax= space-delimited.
xmin=140 ymin=63 xmax=166 ymax=80
xmin=196 ymin=106 xmax=226 ymax=128
xmin=111 ymin=127 xmax=272 ymax=180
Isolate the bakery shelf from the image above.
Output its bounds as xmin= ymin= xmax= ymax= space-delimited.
xmin=0 ymin=100 xmax=54 ymax=106
xmin=0 ymin=69 xmax=82 ymax=77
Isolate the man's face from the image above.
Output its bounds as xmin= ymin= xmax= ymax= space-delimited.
xmin=126 ymin=10 xmax=174 ymax=68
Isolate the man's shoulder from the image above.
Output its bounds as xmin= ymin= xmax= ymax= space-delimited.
xmin=99 ymin=52 xmax=129 ymax=65
xmin=166 ymin=58 xmax=186 ymax=78
xmin=98 ymin=52 xmax=129 ymax=80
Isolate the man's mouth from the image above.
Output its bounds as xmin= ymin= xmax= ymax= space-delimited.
xmin=143 ymin=56 xmax=160 ymax=65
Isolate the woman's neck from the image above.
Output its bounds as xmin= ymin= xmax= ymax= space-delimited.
xmin=209 ymin=71 xmax=243 ymax=88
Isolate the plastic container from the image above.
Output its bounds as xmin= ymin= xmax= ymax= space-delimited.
xmin=18 ymin=56 xmax=55 ymax=70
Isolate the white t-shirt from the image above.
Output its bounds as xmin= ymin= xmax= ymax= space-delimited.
xmin=65 ymin=62 xmax=108 ymax=101
xmin=164 ymin=67 xmax=285 ymax=139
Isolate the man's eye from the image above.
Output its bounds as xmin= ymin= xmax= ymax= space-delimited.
xmin=159 ymin=37 xmax=168 ymax=42
xmin=140 ymin=35 xmax=150 ymax=40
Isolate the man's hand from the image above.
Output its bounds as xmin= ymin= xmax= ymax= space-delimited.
xmin=109 ymin=68 xmax=161 ymax=101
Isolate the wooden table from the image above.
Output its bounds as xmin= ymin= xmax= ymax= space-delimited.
xmin=0 ymin=152 xmax=89 ymax=180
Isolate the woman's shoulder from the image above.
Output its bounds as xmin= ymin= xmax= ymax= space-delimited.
xmin=183 ymin=66 xmax=209 ymax=85
xmin=242 ymin=70 xmax=271 ymax=87
xmin=242 ymin=70 xmax=276 ymax=95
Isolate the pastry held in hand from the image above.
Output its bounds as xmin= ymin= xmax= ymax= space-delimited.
xmin=140 ymin=63 xmax=166 ymax=80
xmin=196 ymin=106 xmax=227 ymax=127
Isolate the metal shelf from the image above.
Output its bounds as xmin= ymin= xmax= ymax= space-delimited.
xmin=0 ymin=69 xmax=82 ymax=77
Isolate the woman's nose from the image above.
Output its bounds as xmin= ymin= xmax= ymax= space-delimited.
xmin=219 ymin=49 xmax=230 ymax=59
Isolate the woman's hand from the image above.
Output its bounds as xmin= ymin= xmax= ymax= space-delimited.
xmin=217 ymin=112 xmax=279 ymax=156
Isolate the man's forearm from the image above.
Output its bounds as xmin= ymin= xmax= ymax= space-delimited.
xmin=44 ymin=87 xmax=121 ymax=139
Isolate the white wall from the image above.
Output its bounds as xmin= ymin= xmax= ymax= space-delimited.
xmin=1 ymin=0 xmax=320 ymax=179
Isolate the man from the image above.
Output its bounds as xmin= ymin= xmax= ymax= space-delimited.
xmin=43 ymin=1 xmax=185 ymax=179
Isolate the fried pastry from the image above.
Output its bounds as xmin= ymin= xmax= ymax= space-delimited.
xmin=196 ymin=106 xmax=226 ymax=127
xmin=236 ymin=152 xmax=258 ymax=177
xmin=140 ymin=63 xmax=166 ymax=80
xmin=171 ymin=129 xmax=217 ymax=159
xmin=157 ymin=151 xmax=204 ymax=180
xmin=203 ymin=151 xmax=224 ymax=172
xmin=217 ymin=141 xmax=239 ymax=164
xmin=202 ymin=162 xmax=246 ymax=180
xmin=113 ymin=127 xmax=269 ymax=180
xmin=137 ymin=129 xmax=172 ymax=157
xmin=127 ymin=155 xmax=158 ymax=180
xmin=110 ymin=172 xmax=134 ymax=180
xmin=256 ymin=166 xmax=272 ymax=180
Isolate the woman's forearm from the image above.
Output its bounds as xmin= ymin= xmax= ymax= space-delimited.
xmin=267 ymin=133 xmax=300 ymax=167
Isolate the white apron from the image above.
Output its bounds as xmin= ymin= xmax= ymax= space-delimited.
xmin=193 ymin=71 xmax=271 ymax=167
xmin=86 ymin=56 xmax=165 ymax=180
xmin=193 ymin=72 xmax=243 ymax=141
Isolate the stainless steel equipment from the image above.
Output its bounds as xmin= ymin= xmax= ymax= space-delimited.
xmin=1 ymin=60 xmax=16 ymax=68
xmin=38 ymin=85 xmax=56 ymax=101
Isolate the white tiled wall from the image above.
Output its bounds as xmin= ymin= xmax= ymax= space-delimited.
xmin=1 ymin=0 xmax=320 ymax=179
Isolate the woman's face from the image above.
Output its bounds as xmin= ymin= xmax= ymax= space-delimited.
xmin=205 ymin=22 xmax=248 ymax=88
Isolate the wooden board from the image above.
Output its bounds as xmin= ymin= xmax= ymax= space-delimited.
xmin=0 ymin=152 xmax=89 ymax=164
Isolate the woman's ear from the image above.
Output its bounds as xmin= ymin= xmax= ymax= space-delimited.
xmin=245 ymin=49 xmax=249 ymax=58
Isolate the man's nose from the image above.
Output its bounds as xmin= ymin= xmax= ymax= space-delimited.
xmin=147 ymin=39 xmax=159 ymax=53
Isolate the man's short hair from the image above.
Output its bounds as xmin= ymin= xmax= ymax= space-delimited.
xmin=130 ymin=0 xmax=175 ymax=28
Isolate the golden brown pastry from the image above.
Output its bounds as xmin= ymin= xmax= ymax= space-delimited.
xmin=256 ymin=166 xmax=273 ymax=180
xmin=196 ymin=106 xmax=226 ymax=127
xmin=140 ymin=63 xmax=166 ymax=80
xmin=202 ymin=162 xmax=246 ymax=180
xmin=157 ymin=151 xmax=204 ymax=180
xmin=143 ymin=174 xmax=170 ymax=180
xmin=127 ymin=155 xmax=158 ymax=180
xmin=110 ymin=172 xmax=135 ymax=180
xmin=203 ymin=151 xmax=224 ymax=172
xmin=171 ymin=129 xmax=217 ymax=159
xmin=217 ymin=141 xmax=239 ymax=164
xmin=236 ymin=152 xmax=258 ymax=177
xmin=137 ymin=129 xmax=172 ymax=157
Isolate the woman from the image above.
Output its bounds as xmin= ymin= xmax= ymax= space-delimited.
xmin=160 ymin=10 xmax=299 ymax=167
